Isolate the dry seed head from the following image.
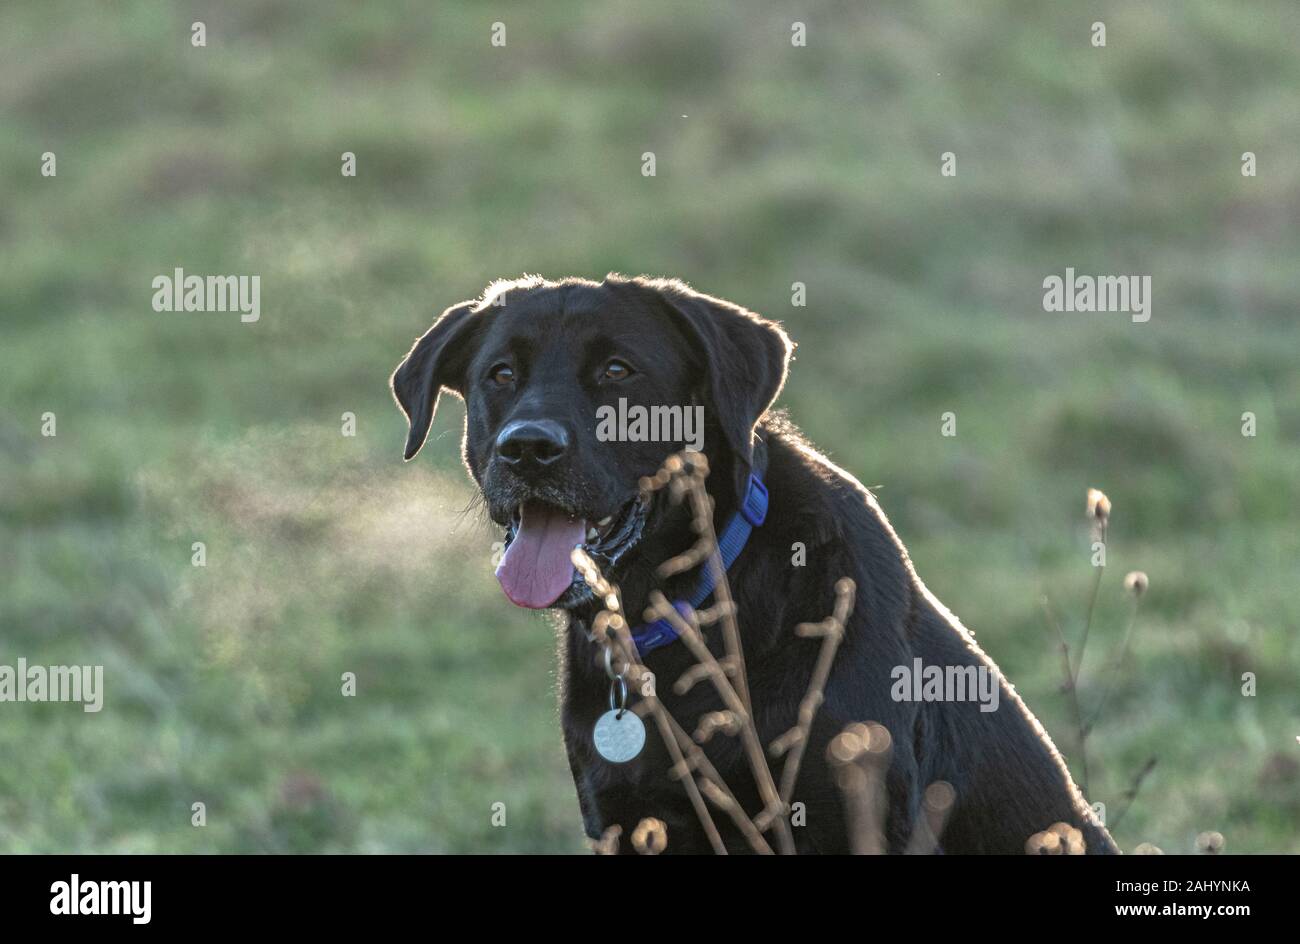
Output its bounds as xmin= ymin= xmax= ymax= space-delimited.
xmin=592 ymin=824 xmax=622 ymax=855
xmin=1086 ymin=488 xmax=1111 ymax=523
xmin=861 ymin=721 xmax=892 ymax=756
xmin=590 ymin=611 xmax=614 ymax=643
xmin=632 ymin=817 xmax=668 ymax=855
xmin=1195 ymin=830 xmax=1225 ymax=854
xmin=1025 ymin=830 xmax=1061 ymax=855
xmin=922 ymin=781 xmax=956 ymax=813
xmin=1124 ymin=571 xmax=1149 ymax=597
xmin=695 ymin=710 xmax=742 ymax=743
xmin=827 ymin=730 xmax=867 ymax=765
xmin=1039 ymin=833 xmax=1061 ymax=854
xmin=1060 ymin=828 xmax=1086 ymax=854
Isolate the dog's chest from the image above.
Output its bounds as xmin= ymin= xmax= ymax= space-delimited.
xmin=560 ymin=638 xmax=757 ymax=845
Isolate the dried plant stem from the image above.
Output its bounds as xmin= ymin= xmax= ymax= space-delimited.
xmin=658 ymin=711 xmax=774 ymax=854
xmin=1086 ymin=597 xmax=1144 ymax=733
xmin=578 ymin=559 xmax=776 ymax=855
xmin=1108 ymin=756 xmax=1157 ymax=834
xmin=642 ymin=701 xmax=728 ymax=854
xmin=648 ymin=592 xmax=796 ymax=854
xmin=599 ymin=595 xmax=774 ymax=854
xmin=576 ymin=557 xmax=732 ymax=855
xmin=1074 ymin=520 xmax=1107 ymax=680
xmin=1042 ymin=594 xmax=1090 ymax=794
xmin=592 ymin=825 xmax=622 ymax=855
xmin=685 ymin=481 xmax=754 ymax=714
xmin=602 ymin=619 xmax=732 ymax=855
xmin=575 ymin=453 xmax=853 ymax=855
xmin=904 ymin=781 xmax=957 ymax=855
xmin=828 ymin=723 xmax=891 ymax=854
xmin=770 ymin=578 xmax=856 ymax=806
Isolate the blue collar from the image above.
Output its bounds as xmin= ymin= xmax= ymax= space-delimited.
xmin=630 ymin=471 xmax=769 ymax=657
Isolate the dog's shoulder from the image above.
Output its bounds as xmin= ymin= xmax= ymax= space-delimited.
xmin=761 ymin=415 xmax=917 ymax=595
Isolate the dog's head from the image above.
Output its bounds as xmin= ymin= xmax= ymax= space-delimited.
xmin=390 ymin=274 xmax=792 ymax=611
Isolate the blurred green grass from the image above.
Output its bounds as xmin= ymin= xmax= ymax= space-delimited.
xmin=1 ymin=0 xmax=1297 ymax=852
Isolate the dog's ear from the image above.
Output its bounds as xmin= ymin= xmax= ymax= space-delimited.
xmin=390 ymin=300 xmax=479 ymax=461
xmin=652 ymin=281 xmax=794 ymax=464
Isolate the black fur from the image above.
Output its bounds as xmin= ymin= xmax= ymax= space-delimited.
xmin=391 ymin=274 xmax=1118 ymax=854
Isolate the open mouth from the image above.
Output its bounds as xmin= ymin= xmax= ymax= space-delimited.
xmin=495 ymin=495 xmax=648 ymax=610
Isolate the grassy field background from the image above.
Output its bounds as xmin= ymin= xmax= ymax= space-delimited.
xmin=2 ymin=1 xmax=1298 ymax=853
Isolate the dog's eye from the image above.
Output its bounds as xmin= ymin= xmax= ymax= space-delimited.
xmin=490 ymin=364 xmax=515 ymax=386
xmin=602 ymin=360 xmax=633 ymax=381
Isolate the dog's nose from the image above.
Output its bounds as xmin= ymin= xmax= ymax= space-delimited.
xmin=495 ymin=420 xmax=570 ymax=469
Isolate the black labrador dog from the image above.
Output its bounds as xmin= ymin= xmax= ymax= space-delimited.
xmin=391 ymin=274 xmax=1117 ymax=854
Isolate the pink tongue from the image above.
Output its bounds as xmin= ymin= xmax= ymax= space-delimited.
xmin=495 ymin=502 xmax=587 ymax=609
